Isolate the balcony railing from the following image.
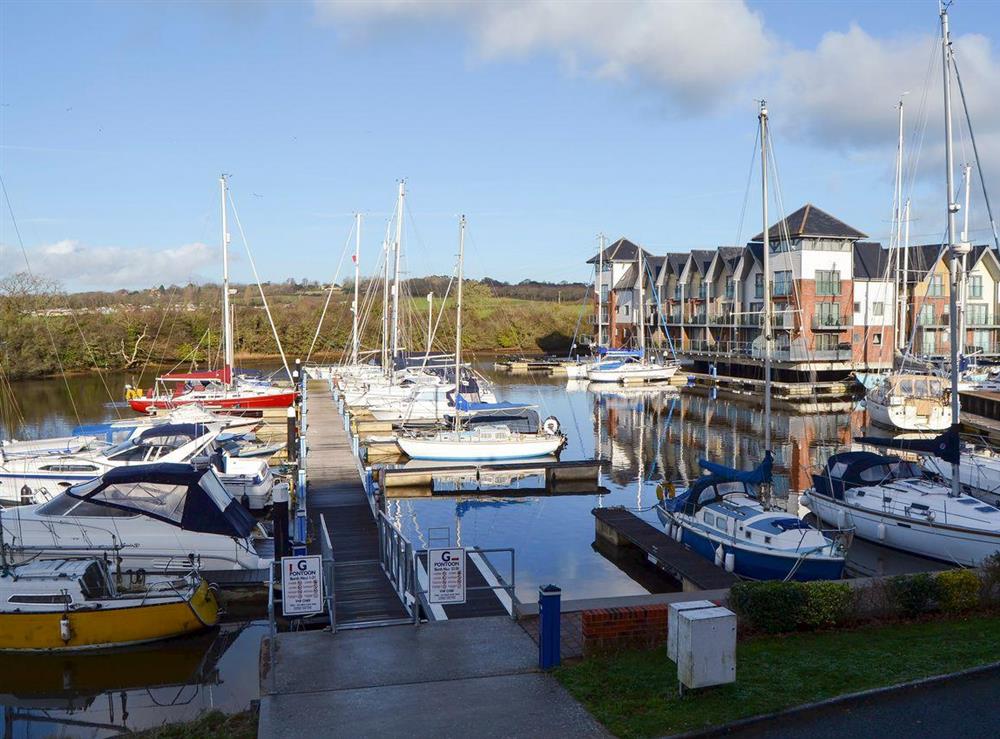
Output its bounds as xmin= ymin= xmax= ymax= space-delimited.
xmin=682 ymin=339 xmax=853 ymax=362
xmin=811 ymin=315 xmax=850 ymax=330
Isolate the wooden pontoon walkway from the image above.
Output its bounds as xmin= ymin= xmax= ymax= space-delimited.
xmin=305 ymin=380 xmax=410 ymax=627
xmin=593 ymin=507 xmax=738 ymax=591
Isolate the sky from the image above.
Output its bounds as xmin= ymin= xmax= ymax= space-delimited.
xmin=1 ymin=0 xmax=999 ymax=291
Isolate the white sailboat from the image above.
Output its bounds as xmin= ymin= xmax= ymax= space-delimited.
xmin=587 ymin=246 xmax=679 ymax=383
xmin=804 ymin=5 xmax=1000 ymax=566
xmin=396 ymin=216 xmax=566 ymax=461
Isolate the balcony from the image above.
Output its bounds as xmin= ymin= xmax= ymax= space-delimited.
xmin=682 ymin=339 xmax=853 ymax=363
xmin=811 ymin=315 xmax=850 ymax=331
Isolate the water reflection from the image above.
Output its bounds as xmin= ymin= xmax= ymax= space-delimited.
xmin=0 ymin=621 xmax=264 ymax=738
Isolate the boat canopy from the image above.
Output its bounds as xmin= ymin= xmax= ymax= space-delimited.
xmin=597 ymin=348 xmax=643 ymax=358
xmin=65 ymin=463 xmax=256 ymax=537
xmin=854 ymin=427 xmax=960 ymax=465
xmin=658 ymin=475 xmax=755 ymax=516
xmin=812 ymin=451 xmax=924 ymax=500
xmin=883 ymin=374 xmax=946 ymax=398
xmin=698 ymin=451 xmax=773 ymax=485
xmin=454 ymin=395 xmax=534 ymax=413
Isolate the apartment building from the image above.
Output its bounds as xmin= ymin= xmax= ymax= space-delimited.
xmin=586 ymin=204 xmax=1000 ymax=381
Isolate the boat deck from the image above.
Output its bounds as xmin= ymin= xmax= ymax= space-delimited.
xmin=593 ymin=506 xmax=738 ymax=590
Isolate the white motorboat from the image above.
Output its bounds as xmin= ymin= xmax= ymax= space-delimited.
xmin=803 ymin=447 xmax=1000 ymax=566
xmin=864 ymin=374 xmax=952 ymax=432
xmin=0 ymin=463 xmax=270 ymax=573
xmin=397 ymin=424 xmax=564 ymax=461
xmin=0 ymin=423 xmax=275 ymax=511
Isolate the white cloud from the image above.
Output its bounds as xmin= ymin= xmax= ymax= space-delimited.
xmin=315 ymin=0 xmax=774 ymax=108
xmin=0 ymin=240 xmax=217 ymax=290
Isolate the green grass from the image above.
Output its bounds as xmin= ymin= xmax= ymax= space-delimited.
xmin=127 ymin=709 xmax=256 ymax=739
xmin=555 ymin=614 xmax=1000 ymax=738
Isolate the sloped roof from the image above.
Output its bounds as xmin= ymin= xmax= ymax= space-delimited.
xmin=665 ymin=252 xmax=688 ymax=276
xmin=646 ymin=255 xmax=667 ymax=283
xmin=903 ymin=244 xmax=947 ymax=283
xmin=613 ymin=264 xmax=637 ymax=290
xmin=752 ymin=204 xmax=867 ymax=242
xmin=717 ymin=246 xmax=743 ymax=271
xmin=587 ymin=237 xmax=651 ymax=264
xmin=853 ymin=242 xmax=890 ymax=280
xmin=688 ymin=249 xmax=715 ymax=276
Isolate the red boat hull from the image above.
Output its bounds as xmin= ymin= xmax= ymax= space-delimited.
xmin=128 ymin=390 xmax=297 ymax=414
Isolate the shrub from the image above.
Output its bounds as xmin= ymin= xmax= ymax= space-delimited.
xmin=888 ymin=573 xmax=941 ymax=617
xmin=800 ymin=581 xmax=853 ymax=627
xmin=981 ymin=554 xmax=1000 ymax=604
xmin=936 ymin=569 xmax=981 ymax=613
xmin=729 ymin=581 xmax=807 ymax=634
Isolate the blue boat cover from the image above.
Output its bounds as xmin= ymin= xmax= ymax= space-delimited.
xmin=454 ymin=395 xmax=533 ymax=413
xmin=854 ymin=426 xmax=960 ymax=465
xmin=698 ymin=450 xmax=773 ymax=484
xmin=597 ymin=347 xmax=643 ymax=358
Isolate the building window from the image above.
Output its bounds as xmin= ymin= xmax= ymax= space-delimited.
xmin=918 ymin=305 xmax=935 ymax=326
xmin=873 ymin=332 xmax=882 ymax=345
xmin=968 ymin=303 xmax=989 ymax=326
xmin=773 ymin=270 xmax=792 ymax=297
xmin=601 ymin=285 xmax=609 ymax=302
xmin=815 ymin=333 xmax=839 ymax=351
xmin=816 ymin=270 xmax=841 ymax=296
xmin=854 ymin=302 xmax=861 ymax=313
xmin=725 ymin=277 xmax=734 ymax=299
xmin=817 ymin=303 xmax=841 ymax=327
xmin=872 ymin=302 xmax=884 ymax=317
xmin=970 ymin=273 xmax=983 ymax=299
xmin=928 ymin=274 xmax=944 ymax=297
xmin=755 ymin=273 xmax=764 ymax=299
xmin=972 ymin=329 xmax=992 ymax=354
xmin=623 ymin=304 xmax=630 ymax=316
xmin=674 ymin=285 xmax=682 ymax=300
xmin=698 ymin=282 xmax=707 ymax=299
xmin=922 ymin=329 xmax=937 ymax=354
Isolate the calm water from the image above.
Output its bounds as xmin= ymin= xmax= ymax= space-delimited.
xmin=0 ymin=364 xmax=944 ymax=734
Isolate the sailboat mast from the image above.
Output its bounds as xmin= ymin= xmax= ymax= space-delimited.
xmin=941 ymin=4 xmax=962 ymax=498
xmin=597 ymin=233 xmax=605 ymax=350
xmin=637 ymin=247 xmax=645 ymax=361
xmin=352 ymin=213 xmax=362 ymax=366
xmin=381 ymin=229 xmax=391 ymax=375
xmin=902 ymin=198 xmax=911 ymax=345
xmin=454 ymin=215 xmax=466 ymax=432
xmin=391 ymin=180 xmax=405 ymax=360
xmin=894 ymin=99 xmax=905 ymax=351
xmin=220 ymin=175 xmax=234 ymax=383
xmin=759 ymin=100 xmax=772 ymax=450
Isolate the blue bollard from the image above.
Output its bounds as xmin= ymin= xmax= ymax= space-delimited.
xmin=538 ymin=584 xmax=562 ymax=669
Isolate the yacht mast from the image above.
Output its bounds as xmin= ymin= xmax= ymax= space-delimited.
xmin=894 ymin=99 xmax=906 ymax=351
xmin=391 ymin=180 xmax=405 ymax=360
xmin=381 ymin=226 xmax=391 ymax=376
xmin=760 ymin=100 xmax=772 ymax=450
xmin=942 ymin=4 xmax=964 ymax=498
xmin=351 ymin=213 xmax=362 ymax=366
xmin=220 ymin=175 xmax=234 ymax=384
xmin=902 ymin=198 xmax=911 ymax=348
xmin=453 ymin=215 xmax=466 ymax=432
xmin=597 ymin=233 xmax=605 ymax=350
xmin=637 ymin=246 xmax=646 ymax=362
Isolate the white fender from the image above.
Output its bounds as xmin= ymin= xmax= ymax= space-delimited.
xmin=724 ymin=552 xmax=735 ymax=573
xmin=714 ymin=545 xmax=724 ymax=567
xmin=877 ymin=523 xmax=887 ymax=541
xmin=542 ymin=416 xmax=561 ymax=436
xmin=60 ymin=615 xmax=72 ymax=643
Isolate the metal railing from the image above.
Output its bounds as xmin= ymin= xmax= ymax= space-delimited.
xmin=377 ymin=509 xmax=418 ymax=622
xmin=413 ymin=546 xmax=517 ymax=621
xmin=267 ymin=560 xmax=277 ymax=692
xmin=320 ymin=515 xmax=337 ymax=633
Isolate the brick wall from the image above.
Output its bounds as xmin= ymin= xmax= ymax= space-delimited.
xmin=581 ymin=605 xmax=669 ymax=654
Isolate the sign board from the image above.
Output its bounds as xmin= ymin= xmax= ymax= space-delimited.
xmin=428 ymin=547 xmax=466 ymax=605
xmin=281 ymin=555 xmax=324 ymax=617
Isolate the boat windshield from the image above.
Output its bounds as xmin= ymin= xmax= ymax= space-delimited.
xmin=199 ymin=469 xmax=236 ymax=510
xmin=86 ymin=481 xmax=190 ymax=523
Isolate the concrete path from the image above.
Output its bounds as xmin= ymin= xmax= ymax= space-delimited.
xmin=731 ymin=665 xmax=1000 ymax=739
xmin=259 ymin=616 xmax=609 ymax=738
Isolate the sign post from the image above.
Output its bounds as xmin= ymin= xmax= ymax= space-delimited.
xmin=280 ymin=555 xmax=323 ymax=617
xmin=428 ymin=547 xmax=466 ymax=605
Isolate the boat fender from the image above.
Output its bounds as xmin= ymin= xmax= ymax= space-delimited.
xmin=836 ymin=509 xmax=847 ymax=529
xmin=674 ymin=525 xmax=683 ymax=542
xmin=60 ymin=615 xmax=72 ymax=643
xmin=542 ymin=416 xmax=561 ymax=436
xmin=877 ymin=523 xmax=886 ymax=541
xmin=724 ymin=552 xmax=735 ymax=573
xmin=19 ymin=484 xmax=32 ymax=505
xmin=927 ymin=511 xmax=935 ymax=522
xmin=656 ymin=483 xmax=665 ymax=502
xmin=714 ymin=545 xmax=724 ymax=567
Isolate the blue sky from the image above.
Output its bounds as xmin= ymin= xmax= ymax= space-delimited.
xmin=1 ymin=0 xmax=999 ymax=290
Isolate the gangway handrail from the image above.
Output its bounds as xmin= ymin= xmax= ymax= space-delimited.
xmin=320 ymin=514 xmax=337 ymax=633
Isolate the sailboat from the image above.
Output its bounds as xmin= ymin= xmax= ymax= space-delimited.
xmin=396 ymin=216 xmax=566 ymax=461
xmin=127 ymin=176 xmax=296 ymax=413
xmin=804 ymin=5 xmax=1000 ymax=566
xmin=656 ymin=101 xmax=848 ymax=581
xmin=588 ymin=246 xmax=679 ymax=383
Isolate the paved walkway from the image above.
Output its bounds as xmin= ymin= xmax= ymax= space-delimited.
xmin=259 ymin=616 xmax=608 ymax=738
xmin=731 ymin=666 xmax=1000 ymax=738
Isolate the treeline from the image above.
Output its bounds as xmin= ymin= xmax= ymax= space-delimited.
xmin=1 ymin=273 xmax=588 ymax=380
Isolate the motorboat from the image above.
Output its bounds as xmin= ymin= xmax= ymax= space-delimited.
xmin=0 ymin=423 xmax=276 ymax=511
xmin=802 ymin=440 xmax=1000 ymax=566
xmin=0 ymin=557 xmax=219 ymax=651
xmin=656 ymin=454 xmax=848 ymax=581
xmin=0 ymin=463 xmax=271 ymax=573
xmin=587 ymin=355 xmax=680 ymax=384
xmin=864 ymin=373 xmax=952 ymax=432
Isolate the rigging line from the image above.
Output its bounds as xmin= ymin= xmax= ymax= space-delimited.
xmin=567 ymin=266 xmax=596 ymax=357
xmin=226 ymin=188 xmax=292 ymax=381
xmin=306 ymin=219 xmax=355 ymax=363
xmin=734 ymin=118 xmax=762 ymax=248
xmin=65 ymin=309 xmax=123 ymax=419
xmin=136 ymin=282 xmax=183 ymax=388
xmin=0 ymin=170 xmax=81 ymax=425
xmin=952 ymin=55 xmax=1000 ymax=251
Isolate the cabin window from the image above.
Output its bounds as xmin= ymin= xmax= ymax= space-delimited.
xmin=745 ymin=531 xmax=752 ymax=540
xmin=39 ymin=464 xmax=98 ymax=473
xmin=716 ymin=517 xmax=728 ymax=533
xmin=90 ymin=482 xmax=189 ymax=522
xmin=38 ymin=494 xmax=134 ymax=518
xmin=764 ymin=536 xmax=772 ymax=544
xmin=830 ymin=462 xmax=848 ymax=478
xmin=860 ymin=465 xmax=891 ymax=482
xmin=704 ymin=513 xmax=715 ymax=527
xmin=8 ymin=594 xmax=72 ymax=604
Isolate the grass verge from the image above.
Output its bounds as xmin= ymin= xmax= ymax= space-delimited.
xmin=555 ymin=614 xmax=1000 ymax=738
xmin=127 ymin=709 xmax=256 ymax=738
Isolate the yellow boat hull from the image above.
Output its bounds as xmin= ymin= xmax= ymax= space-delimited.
xmin=0 ymin=581 xmax=219 ymax=651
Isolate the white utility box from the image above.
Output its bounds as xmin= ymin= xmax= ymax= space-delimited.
xmin=666 ymin=600 xmax=716 ymax=662
xmin=676 ymin=606 xmax=736 ymax=690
